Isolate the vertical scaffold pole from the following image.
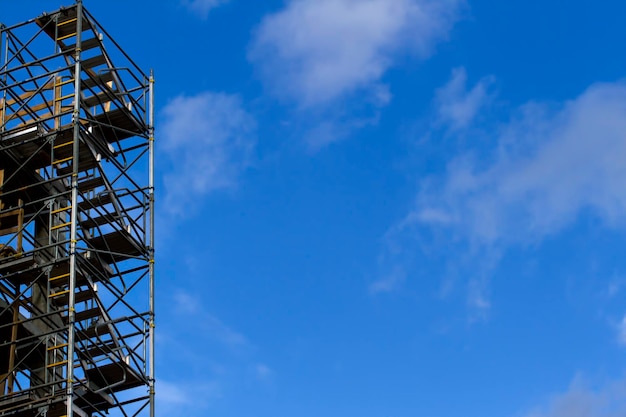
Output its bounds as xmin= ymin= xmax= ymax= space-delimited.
xmin=1 ymin=25 xmax=8 ymax=131
xmin=148 ymin=69 xmax=156 ymax=417
xmin=67 ymin=1 xmax=83 ymax=416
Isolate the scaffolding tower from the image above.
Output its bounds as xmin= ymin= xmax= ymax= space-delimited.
xmin=0 ymin=2 xmax=154 ymax=417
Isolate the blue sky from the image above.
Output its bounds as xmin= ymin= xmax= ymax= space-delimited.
xmin=4 ymin=0 xmax=626 ymax=416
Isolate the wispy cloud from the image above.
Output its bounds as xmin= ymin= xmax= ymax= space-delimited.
xmin=607 ymin=279 xmax=624 ymax=298
xmin=158 ymin=380 xmax=192 ymax=406
xmin=522 ymin=375 xmax=626 ymax=417
xmin=376 ymin=78 xmax=626 ymax=318
xmin=182 ymin=0 xmax=231 ymax=18
xmin=249 ymin=0 xmax=464 ymax=147
xmin=157 ymin=290 xmax=268 ymax=414
xmin=160 ymin=91 xmax=256 ymax=217
xmin=416 ymin=80 xmax=626 ymax=246
xmin=467 ymin=276 xmax=490 ymax=320
xmin=371 ymin=68 xmax=495 ymax=300
xmin=157 ymin=379 xmax=222 ymax=416
xmin=435 ymin=67 xmax=495 ymax=132
xmin=255 ymin=363 xmax=273 ymax=380
xmin=172 ymin=290 xmax=249 ymax=348
xmin=369 ymin=265 xmax=406 ymax=294
xmin=302 ymin=116 xmax=379 ymax=152
xmin=617 ymin=315 xmax=626 ymax=346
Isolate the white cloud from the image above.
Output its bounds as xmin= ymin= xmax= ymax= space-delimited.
xmin=160 ymin=92 xmax=255 ymax=216
xmin=522 ymin=376 xmax=626 ymax=417
xmin=249 ymin=0 xmax=463 ymax=108
xmin=376 ymin=79 xmax=626 ymax=316
xmin=435 ymin=67 xmax=495 ymax=131
xmin=416 ymin=79 xmax=626 ymax=246
xmin=182 ymin=0 xmax=231 ymax=18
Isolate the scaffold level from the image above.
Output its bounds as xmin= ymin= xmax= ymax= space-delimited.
xmin=0 ymin=2 xmax=155 ymax=417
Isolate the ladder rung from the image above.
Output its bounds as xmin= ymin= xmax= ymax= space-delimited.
xmin=54 ymin=93 xmax=75 ymax=102
xmin=50 ymin=221 xmax=71 ymax=231
xmin=50 ymin=273 xmax=70 ymax=282
xmin=53 ymin=156 xmax=73 ymax=165
xmin=51 ymin=206 xmax=72 ymax=214
xmin=57 ymin=18 xmax=78 ymax=27
xmin=53 ymin=141 xmax=73 ymax=149
xmin=57 ymin=32 xmax=77 ymax=41
xmin=50 ymin=289 xmax=70 ymax=298
xmin=55 ymin=78 xmax=75 ymax=87
xmin=47 ymin=343 xmax=68 ymax=351
xmin=47 ymin=360 xmax=68 ymax=368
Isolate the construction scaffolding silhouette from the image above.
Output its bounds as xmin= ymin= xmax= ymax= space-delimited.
xmin=0 ymin=2 xmax=155 ymax=417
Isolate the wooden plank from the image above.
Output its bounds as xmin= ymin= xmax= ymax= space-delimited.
xmin=80 ymin=213 xmax=117 ymax=229
xmin=51 ymin=288 xmax=95 ymax=306
xmin=87 ymin=230 xmax=144 ymax=263
xmin=82 ymin=72 xmax=115 ymax=90
xmin=91 ymin=108 xmax=145 ymax=142
xmin=9 ymin=100 xmax=53 ymax=118
xmin=75 ymin=323 xmax=111 ymax=342
xmin=5 ymin=80 xmax=56 ymax=106
xmin=77 ymin=193 xmax=113 ymax=211
xmin=85 ymin=362 xmax=144 ymax=393
xmin=74 ymin=307 xmax=102 ymax=322
xmin=83 ymin=89 xmax=117 ymax=109
xmin=77 ymin=176 xmax=105 ymax=193
xmin=78 ymin=341 xmax=118 ymax=359
xmin=60 ymin=37 xmax=100 ymax=55
xmin=81 ymin=55 xmax=107 ymax=71
xmin=56 ymin=156 xmax=100 ymax=176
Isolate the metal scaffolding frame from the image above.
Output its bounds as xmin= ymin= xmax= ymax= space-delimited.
xmin=0 ymin=2 xmax=154 ymax=416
